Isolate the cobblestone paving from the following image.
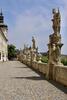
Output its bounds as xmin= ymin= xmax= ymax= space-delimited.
xmin=0 ymin=61 xmax=66 ymax=100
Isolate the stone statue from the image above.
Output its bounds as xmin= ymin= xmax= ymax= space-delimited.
xmin=52 ymin=8 xmax=61 ymax=33
xmin=51 ymin=44 xmax=61 ymax=64
xmin=32 ymin=36 xmax=36 ymax=49
xmin=49 ymin=32 xmax=61 ymax=44
xmin=48 ymin=8 xmax=63 ymax=65
xmin=47 ymin=8 xmax=63 ymax=80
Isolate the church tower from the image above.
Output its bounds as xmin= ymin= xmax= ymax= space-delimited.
xmin=0 ymin=9 xmax=8 ymax=61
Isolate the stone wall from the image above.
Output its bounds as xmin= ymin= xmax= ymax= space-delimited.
xmin=21 ymin=59 xmax=48 ymax=75
xmin=55 ymin=65 xmax=67 ymax=86
xmin=32 ymin=62 xmax=48 ymax=75
xmin=20 ymin=59 xmax=67 ymax=86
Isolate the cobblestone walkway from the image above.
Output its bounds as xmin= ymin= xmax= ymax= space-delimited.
xmin=0 ymin=61 xmax=66 ymax=100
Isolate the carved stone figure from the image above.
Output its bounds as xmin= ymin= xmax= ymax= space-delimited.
xmin=49 ymin=32 xmax=61 ymax=44
xmin=32 ymin=36 xmax=36 ymax=49
xmin=52 ymin=8 xmax=61 ymax=33
xmin=48 ymin=8 xmax=63 ymax=65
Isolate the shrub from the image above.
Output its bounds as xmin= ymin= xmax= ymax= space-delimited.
xmin=41 ymin=56 xmax=48 ymax=63
xmin=61 ymin=58 xmax=67 ymax=66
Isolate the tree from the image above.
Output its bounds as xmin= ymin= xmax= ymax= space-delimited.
xmin=8 ymin=44 xmax=16 ymax=60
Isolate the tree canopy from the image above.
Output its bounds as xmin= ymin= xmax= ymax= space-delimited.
xmin=8 ymin=44 xmax=16 ymax=60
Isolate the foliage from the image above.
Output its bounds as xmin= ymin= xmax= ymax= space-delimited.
xmin=8 ymin=44 xmax=16 ymax=60
xmin=61 ymin=58 xmax=67 ymax=66
xmin=40 ymin=54 xmax=67 ymax=65
xmin=41 ymin=55 xmax=48 ymax=63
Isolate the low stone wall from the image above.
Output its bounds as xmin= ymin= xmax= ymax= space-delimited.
xmin=55 ymin=65 xmax=67 ymax=86
xmin=32 ymin=62 xmax=67 ymax=86
xmin=32 ymin=62 xmax=48 ymax=75
xmin=19 ymin=58 xmax=67 ymax=86
xmin=26 ymin=61 xmax=31 ymax=67
xmin=32 ymin=61 xmax=38 ymax=70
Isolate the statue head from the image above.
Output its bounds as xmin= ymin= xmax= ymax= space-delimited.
xmin=52 ymin=9 xmax=56 ymax=14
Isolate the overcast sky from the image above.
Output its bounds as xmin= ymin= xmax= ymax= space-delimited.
xmin=0 ymin=0 xmax=67 ymax=54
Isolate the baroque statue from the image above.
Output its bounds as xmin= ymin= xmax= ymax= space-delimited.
xmin=48 ymin=8 xmax=63 ymax=65
xmin=32 ymin=36 xmax=36 ymax=49
xmin=52 ymin=8 xmax=61 ymax=33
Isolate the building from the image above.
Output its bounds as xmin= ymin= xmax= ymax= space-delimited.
xmin=0 ymin=10 xmax=8 ymax=61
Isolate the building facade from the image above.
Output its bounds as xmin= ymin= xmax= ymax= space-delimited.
xmin=0 ymin=10 xmax=8 ymax=61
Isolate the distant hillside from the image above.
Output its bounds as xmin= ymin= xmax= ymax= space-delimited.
xmin=40 ymin=52 xmax=67 ymax=57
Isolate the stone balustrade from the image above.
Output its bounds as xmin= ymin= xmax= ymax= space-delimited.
xmin=55 ymin=65 xmax=67 ymax=86
xmin=19 ymin=57 xmax=67 ymax=86
xmin=18 ymin=8 xmax=67 ymax=86
xmin=32 ymin=61 xmax=48 ymax=75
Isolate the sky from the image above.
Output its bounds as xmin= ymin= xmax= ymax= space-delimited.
xmin=0 ymin=0 xmax=67 ymax=54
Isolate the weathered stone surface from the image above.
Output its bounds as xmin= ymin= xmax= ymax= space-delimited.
xmin=48 ymin=8 xmax=63 ymax=65
xmin=47 ymin=8 xmax=64 ymax=80
xmin=55 ymin=65 xmax=67 ymax=86
xmin=0 ymin=11 xmax=8 ymax=61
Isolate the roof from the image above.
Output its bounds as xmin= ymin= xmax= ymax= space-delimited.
xmin=0 ymin=27 xmax=8 ymax=41
xmin=0 ymin=23 xmax=7 ymax=28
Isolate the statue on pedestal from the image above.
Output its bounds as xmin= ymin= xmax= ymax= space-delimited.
xmin=48 ymin=8 xmax=63 ymax=65
xmin=47 ymin=8 xmax=64 ymax=80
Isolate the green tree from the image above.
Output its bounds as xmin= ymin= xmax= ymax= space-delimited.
xmin=8 ymin=44 xmax=16 ymax=60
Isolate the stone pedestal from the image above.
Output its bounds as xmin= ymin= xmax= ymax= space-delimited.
xmin=48 ymin=42 xmax=63 ymax=66
xmin=47 ymin=8 xmax=63 ymax=80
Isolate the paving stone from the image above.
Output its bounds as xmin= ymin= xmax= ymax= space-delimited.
xmin=0 ymin=61 xmax=66 ymax=100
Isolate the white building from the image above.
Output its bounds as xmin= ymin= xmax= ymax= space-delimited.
xmin=0 ymin=10 xmax=8 ymax=61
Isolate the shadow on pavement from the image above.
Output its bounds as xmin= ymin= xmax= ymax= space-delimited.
xmin=12 ymin=75 xmax=45 ymax=81
xmin=16 ymin=67 xmax=29 ymax=68
xmin=12 ymin=64 xmax=67 ymax=94
xmin=11 ymin=76 xmax=67 ymax=93
xmin=46 ymin=79 xmax=67 ymax=94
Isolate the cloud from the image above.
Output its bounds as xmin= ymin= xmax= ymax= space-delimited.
xmin=12 ymin=7 xmax=51 ymax=51
xmin=1 ymin=0 xmax=67 ymax=53
xmin=15 ymin=13 xmax=49 ymax=35
xmin=9 ymin=1 xmax=67 ymax=53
